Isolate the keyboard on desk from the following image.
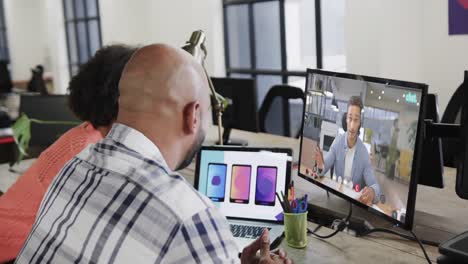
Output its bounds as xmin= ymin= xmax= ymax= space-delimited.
xmin=230 ymin=224 xmax=271 ymax=239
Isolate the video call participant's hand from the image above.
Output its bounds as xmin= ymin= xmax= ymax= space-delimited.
xmin=241 ymin=229 xmax=294 ymax=264
xmin=358 ymin=186 xmax=375 ymax=206
xmin=314 ymin=146 xmax=324 ymax=173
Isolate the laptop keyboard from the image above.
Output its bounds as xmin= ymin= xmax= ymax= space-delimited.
xmin=230 ymin=224 xmax=271 ymax=239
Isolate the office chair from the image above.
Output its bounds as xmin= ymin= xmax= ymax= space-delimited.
xmin=0 ymin=110 xmax=16 ymax=165
xmin=0 ymin=60 xmax=12 ymax=94
xmin=259 ymin=85 xmax=305 ymax=138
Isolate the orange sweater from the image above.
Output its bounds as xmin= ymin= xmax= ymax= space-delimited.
xmin=0 ymin=122 xmax=102 ymax=263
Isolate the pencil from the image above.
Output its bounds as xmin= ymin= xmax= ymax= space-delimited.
xmin=276 ymin=192 xmax=286 ymax=212
xmin=281 ymin=191 xmax=291 ymax=213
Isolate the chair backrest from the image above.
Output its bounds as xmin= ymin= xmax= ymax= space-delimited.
xmin=0 ymin=60 xmax=12 ymax=94
xmin=19 ymin=94 xmax=79 ymax=157
xmin=258 ymin=85 xmax=305 ymax=138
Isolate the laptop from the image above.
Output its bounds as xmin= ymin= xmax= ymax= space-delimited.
xmin=195 ymin=146 xmax=292 ymax=251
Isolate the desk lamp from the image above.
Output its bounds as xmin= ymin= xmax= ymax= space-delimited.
xmin=182 ymin=30 xmax=228 ymax=145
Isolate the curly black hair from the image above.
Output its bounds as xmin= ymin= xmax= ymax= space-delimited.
xmin=68 ymin=44 xmax=136 ymax=128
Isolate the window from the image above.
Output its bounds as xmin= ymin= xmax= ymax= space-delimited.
xmin=223 ymin=0 xmax=346 ymax=108
xmin=0 ymin=0 xmax=9 ymax=63
xmin=63 ymin=0 xmax=102 ymax=77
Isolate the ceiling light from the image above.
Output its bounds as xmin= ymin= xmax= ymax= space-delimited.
xmin=370 ymin=90 xmax=374 ymax=94
xmin=381 ymin=91 xmax=385 ymax=94
xmin=397 ymin=99 xmax=400 ymax=103
xmin=378 ymin=96 xmax=381 ymax=100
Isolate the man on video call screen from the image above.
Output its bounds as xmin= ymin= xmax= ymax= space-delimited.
xmin=314 ymin=96 xmax=380 ymax=205
xmin=300 ymin=73 xmax=422 ymax=223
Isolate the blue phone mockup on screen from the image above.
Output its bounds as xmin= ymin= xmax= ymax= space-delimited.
xmin=206 ymin=163 xmax=227 ymax=202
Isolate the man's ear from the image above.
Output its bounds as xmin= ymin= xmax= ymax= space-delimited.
xmin=183 ymin=101 xmax=201 ymax=135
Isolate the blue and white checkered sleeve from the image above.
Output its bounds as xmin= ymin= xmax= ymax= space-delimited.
xmin=161 ymin=207 xmax=239 ymax=264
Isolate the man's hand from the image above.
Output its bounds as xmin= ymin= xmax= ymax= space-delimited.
xmin=241 ymin=229 xmax=293 ymax=264
xmin=315 ymin=146 xmax=324 ymax=171
xmin=358 ymin=187 xmax=375 ymax=205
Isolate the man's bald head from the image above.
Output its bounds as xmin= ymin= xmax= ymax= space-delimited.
xmin=117 ymin=44 xmax=211 ymax=171
xmin=119 ymin=44 xmax=208 ymax=114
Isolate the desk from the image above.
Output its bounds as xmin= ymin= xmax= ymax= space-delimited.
xmin=2 ymin=126 xmax=468 ymax=263
xmin=299 ymin=169 xmax=398 ymax=217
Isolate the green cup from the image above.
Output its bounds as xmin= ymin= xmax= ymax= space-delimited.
xmin=283 ymin=212 xmax=308 ymax=248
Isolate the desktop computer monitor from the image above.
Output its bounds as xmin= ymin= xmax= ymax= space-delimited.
xmin=441 ymin=71 xmax=468 ymax=172
xmin=418 ymin=93 xmax=444 ymax=188
xmin=19 ymin=94 xmax=80 ymax=157
xmin=456 ymin=73 xmax=468 ymax=199
xmin=211 ymin=77 xmax=259 ymax=145
xmin=298 ymin=69 xmax=427 ymax=230
xmin=439 ymin=70 xmax=468 ymax=199
xmin=427 ymin=71 xmax=468 ymax=263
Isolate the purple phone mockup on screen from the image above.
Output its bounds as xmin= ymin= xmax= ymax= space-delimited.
xmin=255 ymin=166 xmax=277 ymax=206
xmin=206 ymin=163 xmax=227 ymax=202
xmin=230 ymin=165 xmax=252 ymax=204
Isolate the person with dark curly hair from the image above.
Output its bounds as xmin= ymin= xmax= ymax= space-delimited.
xmin=0 ymin=44 xmax=136 ymax=263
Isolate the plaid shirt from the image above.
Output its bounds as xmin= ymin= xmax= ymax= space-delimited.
xmin=16 ymin=123 xmax=239 ymax=264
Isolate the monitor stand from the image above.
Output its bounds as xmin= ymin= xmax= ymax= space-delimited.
xmin=306 ymin=199 xmax=459 ymax=244
xmin=306 ymin=202 xmax=370 ymax=236
xmin=216 ymin=126 xmax=248 ymax=146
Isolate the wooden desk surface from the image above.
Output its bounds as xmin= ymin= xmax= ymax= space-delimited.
xmin=2 ymin=125 xmax=467 ymax=263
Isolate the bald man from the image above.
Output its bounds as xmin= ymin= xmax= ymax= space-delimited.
xmin=16 ymin=44 xmax=292 ymax=264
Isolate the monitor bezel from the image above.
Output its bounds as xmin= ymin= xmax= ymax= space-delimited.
xmin=195 ymin=146 xmax=293 ymax=224
xmin=298 ymin=68 xmax=428 ymax=230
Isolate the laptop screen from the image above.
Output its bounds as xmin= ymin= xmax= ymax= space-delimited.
xmin=195 ymin=146 xmax=291 ymax=222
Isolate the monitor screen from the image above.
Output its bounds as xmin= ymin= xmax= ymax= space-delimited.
xmin=195 ymin=147 xmax=291 ymax=222
xmin=210 ymin=77 xmax=259 ymax=133
xmin=299 ymin=69 xmax=427 ymax=229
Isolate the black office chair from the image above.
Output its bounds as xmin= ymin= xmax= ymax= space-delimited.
xmin=258 ymin=85 xmax=305 ymax=138
xmin=0 ymin=111 xmax=16 ymax=165
xmin=0 ymin=60 xmax=12 ymax=94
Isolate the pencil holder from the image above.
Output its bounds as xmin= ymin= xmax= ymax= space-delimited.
xmin=283 ymin=211 xmax=308 ymax=248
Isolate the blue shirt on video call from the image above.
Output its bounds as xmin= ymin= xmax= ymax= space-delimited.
xmin=321 ymin=132 xmax=381 ymax=204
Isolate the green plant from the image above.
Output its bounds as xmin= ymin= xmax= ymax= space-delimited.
xmin=11 ymin=113 xmax=80 ymax=165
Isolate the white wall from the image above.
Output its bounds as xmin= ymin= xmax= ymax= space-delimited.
xmin=100 ymin=0 xmax=225 ymax=76
xmin=150 ymin=0 xmax=226 ymax=77
xmin=42 ymin=0 xmax=69 ymax=94
xmin=4 ymin=0 xmax=69 ymax=93
xmin=346 ymin=0 xmax=468 ymax=112
xmin=4 ymin=0 xmax=224 ymax=94
xmin=421 ymin=0 xmax=468 ymax=114
xmin=99 ymin=0 xmax=153 ymax=46
xmin=8 ymin=0 xmax=465 ymax=104
xmin=4 ymin=0 xmax=48 ymax=81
